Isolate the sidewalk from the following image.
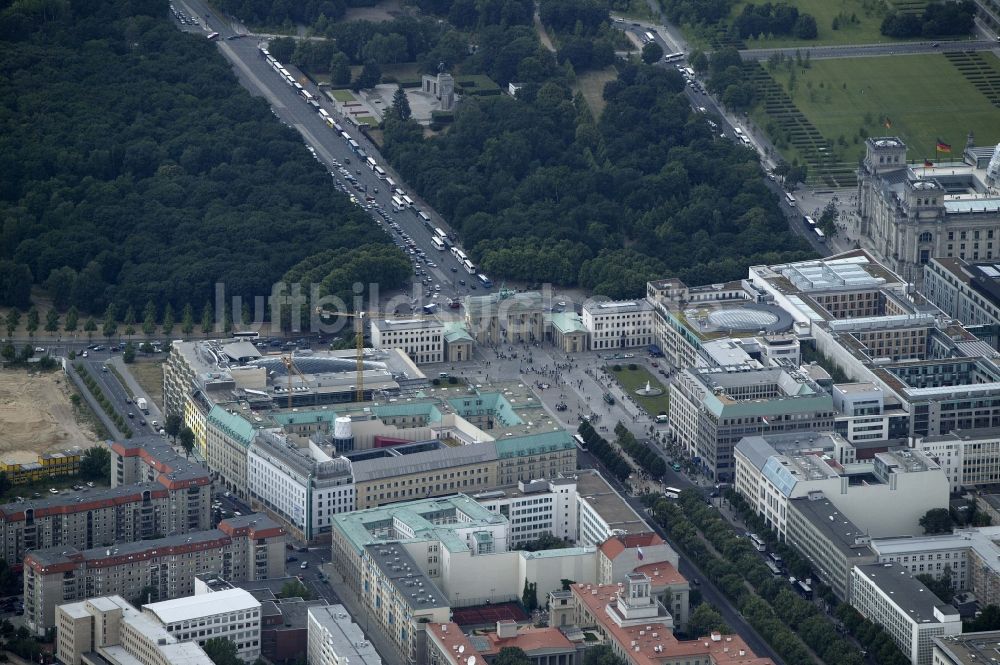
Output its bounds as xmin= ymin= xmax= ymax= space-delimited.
xmin=108 ymin=356 xmax=164 ymax=424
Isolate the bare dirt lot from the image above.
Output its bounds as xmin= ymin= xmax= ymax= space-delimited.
xmin=0 ymin=369 xmax=101 ymax=462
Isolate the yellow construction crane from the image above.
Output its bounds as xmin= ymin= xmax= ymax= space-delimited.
xmin=316 ymin=308 xmax=445 ymax=403
xmin=280 ymin=355 xmax=310 ymax=409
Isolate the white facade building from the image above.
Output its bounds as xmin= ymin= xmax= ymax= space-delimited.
xmin=735 ymin=434 xmax=949 ymax=538
xmin=851 ymin=564 xmax=962 ymax=665
xmin=473 ymin=477 xmax=578 ymax=545
xmin=911 ymin=429 xmax=1000 ymax=492
xmin=575 ymin=470 xmax=652 ymax=547
xmin=582 ymin=300 xmax=654 ymax=351
xmin=142 ymin=588 xmax=262 ymax=662
xmin=370 ymin=318 xmax=445 ymax=365
xmin=248 ymin=430 xmax=355 ymax=542
xmin=56 ymin=596 xmax=214 ymax=665
xmin=307 ymin=605 xmax=382 ymax=665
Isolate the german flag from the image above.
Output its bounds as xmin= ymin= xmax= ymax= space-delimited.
xmin=936 ymin=139 xmax=952 ymax=153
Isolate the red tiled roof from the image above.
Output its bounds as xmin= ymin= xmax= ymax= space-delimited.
xmin=426 ymin=622 xmax=481 ymax=665
xmin=479 ymin=626 xmax=574 ymax=655
xmin=598 ymin=532 xmax=664 ymax=561
xmin=632 ymin=562 xmax=687 ymax=587
xmin=571 ymin=583 xmax=772 ymax=665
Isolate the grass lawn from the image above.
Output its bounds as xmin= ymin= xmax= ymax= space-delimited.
xmin=758 ymin=53 xmax=1000 ymax=168
xmin=330 ymin=89 xmax=356 ymax=102
xmin=129 ymin=360 xmax=165 ymax=410
xmin=609 ymin=365 xmax=670 ymax=415
xmin=576 ymin=66 xmax=618 ymax=118
xmin=732 ymin=0 xmax=905 ymax=48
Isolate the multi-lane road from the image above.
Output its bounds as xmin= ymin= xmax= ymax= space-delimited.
xmin=741 ymin=38 xmax=1000 ymax=61
xmin=171 ymin=0 xmax=482 ymax=311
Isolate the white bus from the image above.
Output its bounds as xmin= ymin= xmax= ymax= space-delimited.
xmin=435 ymin=228 xmax=449 ymax=242
xmin=391 ymin=196 xmax=406 ymax=212
xmin=417 ymin=211 xmax=431 ymax=225
xmin=366 ymin=156 xmax=377 ymax=170
xmin=431 ymin=236 xmax=446 ymax=251
xmin=664 ymin=486 xmax=682 ymax=499
xmin=804 ymin=215 xmax=816 ymax=227
xmin=232 ymin=331 xmax=260 ymax=340
xmin=318 ymin=108 xmax=330 ymax=119
xmin=785 ymin=192 xmax=796 ymax=206
xmin=340 ymin=131 xmax=351 ymax=142
xmin=643 ymin=31 xmax=655 ymax=43
xmin=373 ymin=165 xmax=386 ymax=180
xmin=814 ymin=228 xmax=826 ymax=242
xmin=401 ymin=195 xmax=414 ymax=207
xmin=463 ymin=258 xmax=476 ymax=274
xmin=333 ymin=121 xmax=343 ymax=132
xmin=451 ymin=247 xmax=466 ymax=261
xmin=750 ymin=534 xmax=767 ymax=552
xmin=477 ymin=274 xmax=493 ymax=288
xmin=573 ymin=433 xmax=587 ymax=451
xmin=663 ymin=52 xmax=684 ymax=62
xmin=385 ymin=177 xmax=396 ymax=190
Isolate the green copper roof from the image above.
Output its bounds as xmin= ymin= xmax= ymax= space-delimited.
xmin=207 ymin=405 xmax=255 ymax=446
xmin=494 ymin=430 xmax=574 ymax=458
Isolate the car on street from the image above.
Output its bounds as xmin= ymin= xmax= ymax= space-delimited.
xmin=300 ymin=561 xmax=309 ymax=569
xmin=286 ymin=556 xmax=298 ymax=562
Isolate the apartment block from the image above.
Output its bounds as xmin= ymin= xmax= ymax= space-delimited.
xmin=0 ymin=437 xmax=210 ymax=566
xmin=56 ymin=596 xmax=214 ymax=665
xmin=923 ymin=257 xmax=1000 ymax=327
xmin=24 ymin=514 xmax=285 ymax=635
xmin=371 ymin=317 xmax=445 ymax=364
xmin=850 ymin=564 xmax=962 ymax=665
xmin=911 ymin=428 xmax=1000 ymax=491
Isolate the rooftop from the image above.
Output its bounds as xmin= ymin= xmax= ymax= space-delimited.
xmin=933 ymin=630 xmax=1000 ymax=664
xmin=332 ymin=494 xmax=508 ymax=555
xmin=599 ymin=533 xmax=664 ymax=561
xmin=854 ymin=563 xmax=959 ymax=625
xmin=351 ymin=441 xmax=497 ymax=483
xmin=143 ymin=588 xmax=260 ymax=624
xmin=365 ymin=543 xmax=448 ymax=611
xmin=571 ymin=583 xmax=772 ymax=665
xmin=787 ymin=495 xmax=872 ymax=558
xmin=308 ymin=605 xmax=383 ymax=665
xmin=632 ymin=562 xmax=688 ymax=587
xmin=426 ymin=622 xmax=482 ymax=665
xmin=583 ymin=300 xmax=653 ymax=315
xmin=372 ymin=317 xmax=444 ymax=332
xmin=472 ymin=625 xmax=575 ymax=655
xmin=871 ymin=526 xmax=1000 ymax=577
xmin=577 ymin=470 xmax=650 ymax=539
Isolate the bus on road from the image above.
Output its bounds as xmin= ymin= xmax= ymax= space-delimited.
xmin=232 ymin=331 xmax=259 ymax=340
xmin=663 ymin=52 xmax=685 ymax=62
xmin=664 ymin=486 xmax=682 ymax=499
xmin=391 ymin=195 xmax=406 ymax=212
xmin=477 ymin=274 xmax=493 ymax=288
xmin=785 ymin=192 xmax=796 ymax=206
xmin=644 ymin=31 xmax=655 ymax=43
xmin=573 ymin=434 xmax=587 ymax=451
xmin=431 ymin=237 xmax=446 ymax=251
xmin=814 ymin=228 xmax=826 ymax=242
xmin=462 ymin=258 xmax=476 ymax=274
xmin=750 ymin=534 xmax=767 ymax=552
xmin=207 ymin=32 xmax=220 ymax=40
xmin=804 ymin=215 xmax=816 ymax=227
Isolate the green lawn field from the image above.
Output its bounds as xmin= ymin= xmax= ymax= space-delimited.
xmin=609 ymin=365 xmax=670 ymax=415
xmin=762 ymin=53 xmax=1000 ymax=167
xmin=733 ymin=0 xmax=895 ymax=48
